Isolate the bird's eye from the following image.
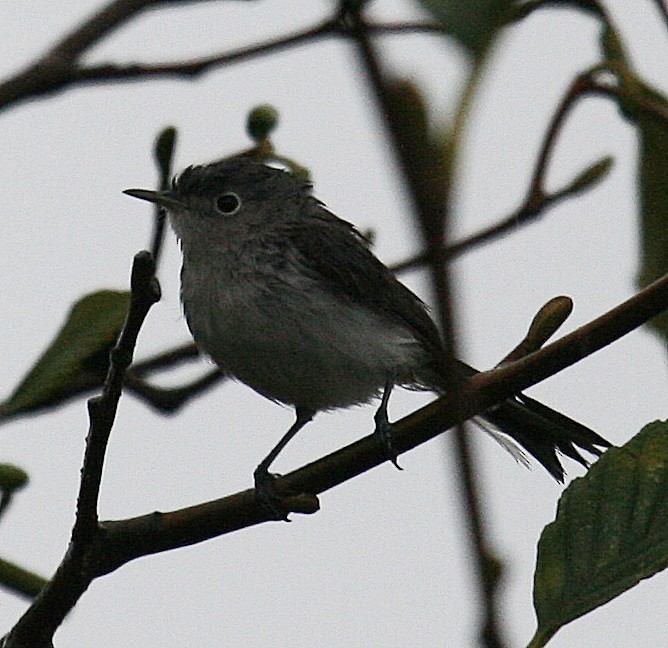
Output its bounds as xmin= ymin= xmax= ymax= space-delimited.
xmin=214 ymin=192 xmax=241 ymax=215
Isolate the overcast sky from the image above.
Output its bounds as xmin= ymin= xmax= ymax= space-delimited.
xmin=2 ymin=1 xmax=668 ymax=647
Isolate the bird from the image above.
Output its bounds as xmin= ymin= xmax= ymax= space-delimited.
xmin=125 ymin=156 xmax=609 ymax=517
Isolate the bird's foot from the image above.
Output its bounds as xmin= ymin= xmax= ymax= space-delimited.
xmin=253 ymin=466 xmax=291 ymax=521
xmin=374 ymin=413 xmax=403 ymax=471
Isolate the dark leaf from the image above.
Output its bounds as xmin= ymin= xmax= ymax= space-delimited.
xmin=0 ymin=291 xmax=130 ymax=421
xmin=416 ymin=0 xmax=514 ymax=57
xmin=530 ymin=421 xmax=668 ymax=646
xmin=0 ymin=464 xmax=28 ymax=493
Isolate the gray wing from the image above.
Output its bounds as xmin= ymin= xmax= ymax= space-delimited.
xmin=277 ymin=203 xmax=446 ymax=363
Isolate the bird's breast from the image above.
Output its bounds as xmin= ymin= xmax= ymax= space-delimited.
xmin=179 ymin=250 xmax=428 ymax=412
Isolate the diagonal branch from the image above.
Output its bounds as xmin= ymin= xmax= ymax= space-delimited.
xmin=47 ymin=0 xmax=160 ymax=62
xmin=392 ymin=68 xmax=609 ymax=274
xmin=6 ymin=266 xmax=668 ymax=636
xmin=90 ymin=271 xmax=668 ymax=573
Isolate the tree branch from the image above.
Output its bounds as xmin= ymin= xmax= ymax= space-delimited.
xmin=88 ymin=271 xmax=668 ymax=575
xmin=124 ymin=368 xmax=224 ymax=412
xmin=2 ymin=251 xmax=160 ymax=648
xmin=334 ymin=4 xmax=503 ymax=645
xmin=47 ymin=0 xmax=158 ymax=62
xmin=392 ymin=69 xmax=609 ymax=274
xmin=5 ymin=267 xmax=668 ymax=639
xmin=0 ymin=559 xmax=47 ymax=602
xmin=0 ymin=8 xmax=443 ymax=114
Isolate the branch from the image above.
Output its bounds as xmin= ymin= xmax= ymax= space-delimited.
xmin=124 ymin=368 xmax=224 ymax=412
xmin=392 ymin=69 xmax=610 ymax=274
xmin=72 ymin=20 xmax=446 ymax=82
xmin=2 ymin=251 xmax=160 ymax=648
xmin=0 ymin=7 xmax=444 ymax=114
xmin=76 ymin=257 xmax=160 ymax=537
xmin=46 ymin=0 xmax=159 ymax=62
xmin=84 ymin=272 xmax=668 ymax=574
xmin=0 ymin=559 xmax=48 ymax=602
xmin=130 ymin=341 xmax=200 ymax=372
xmin=125 ymin=342 xmax=226 ymax=413
xmin=5 ymin=268 xmax=667 ymax=634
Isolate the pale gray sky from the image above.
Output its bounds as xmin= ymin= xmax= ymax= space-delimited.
xmin=2 ymin=2 xmax=667 ymax=647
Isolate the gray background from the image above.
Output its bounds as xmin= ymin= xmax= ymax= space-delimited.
xmin=2 ymin=1 xmax=667 ymax=646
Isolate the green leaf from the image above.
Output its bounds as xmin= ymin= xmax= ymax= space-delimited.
xmin=530 ymin=421 xmax=668 ymax=647
xmin=415 ymin=0 xmax=514 ymax=58
xmin=0 ymin=557 xmax=48 ymax=600
xmin=0 ymin=464 xmax=29 ymax=493
xmin=384 ymin=79 xmax=449 ymax=231
xmin=0 ymin=290 xmax=130 ymax=421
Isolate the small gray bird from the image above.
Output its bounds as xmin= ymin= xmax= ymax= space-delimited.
xmin=125 ymin=156 xmax=608 ymax=516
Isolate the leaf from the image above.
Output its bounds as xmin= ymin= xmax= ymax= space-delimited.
xmin=415 ymin=0 xmax=514 ymax=58
xmin=593 ymin=17 xmax=668 ymax=348
xmin=384 ymin=79 xmax=450 ymax=236
xmin=0 ymin=290 xmax=130 ymax=421
xmin=0 ymin=464 xmax=29 ymax=493
xmin=529 ymin=421 xmax=668 ymax=647
xmin=0 ymin=557 xmax=48 ymax=600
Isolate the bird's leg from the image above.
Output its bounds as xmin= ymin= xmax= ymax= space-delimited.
xmin=254 ymin=408 xmax=314 ymax=520
xmin=374 ymin=380 xmax=402 ymax=470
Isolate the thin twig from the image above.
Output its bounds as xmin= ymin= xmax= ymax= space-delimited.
xmin=392 ymin=70 xmax=603 ymax=274
xmin=3 ymin=251 xmax=160 ymax=648
xmin=72 ymin=20 xmax=448 ymax=81
xmin=0 ymin=559 xmax=48 ymax=602
xmin=651 ymin=0 xmax=668 ymax=33
xmin=0 ymin=13 xmax=443 ymax=114
xmin=124 ymin=368 xmax=224 ymax=412
xmin=47 ymin=0 xmax=158 ymax=62
xmin=130 ymin=341 xmax=200 ymax=373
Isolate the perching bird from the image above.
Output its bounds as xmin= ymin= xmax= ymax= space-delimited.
xmin=125 ymin=156 xmax=609 ymax=516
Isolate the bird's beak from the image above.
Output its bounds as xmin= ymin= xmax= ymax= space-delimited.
xmin=123 ymin=188 xmax=185 ymax=210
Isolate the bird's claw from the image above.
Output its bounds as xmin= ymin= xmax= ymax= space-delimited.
xmin=253 ymin=467 xmax=291 ymax=521
xmin=374 ymin=417 xmax=403 ymax=470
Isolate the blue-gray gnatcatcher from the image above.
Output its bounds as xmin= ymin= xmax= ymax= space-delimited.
xmin=125 ymin=156 xmax=609 ymax=517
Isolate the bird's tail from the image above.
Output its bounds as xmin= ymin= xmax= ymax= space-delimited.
xmin=478 ymin=393 xmax=610 ymax=482
xmin=438 ymin=360 xmax=610 ymax=481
